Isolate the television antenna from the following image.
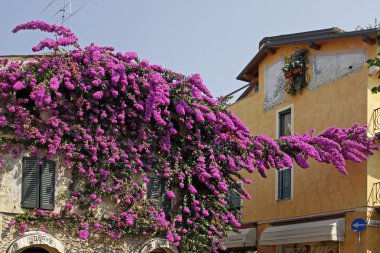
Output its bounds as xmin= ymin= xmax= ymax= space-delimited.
xmin=40 ymin=0 xmax=95 ymax=26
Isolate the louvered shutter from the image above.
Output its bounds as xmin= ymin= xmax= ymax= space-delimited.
xmin=147 ymin=175 xmax=162 ymax=201
xmin=40 ymin=160 xmax=56 ymax=210
xmin=21 ymin=157 xmax=40 ymax=208
xmin=282 ymin=169 xmax=291 ymax=199
xmin=229 ymin=189 xmax=241 ymax=209
xmin=162 ymin=193 xmax=172 ymax=217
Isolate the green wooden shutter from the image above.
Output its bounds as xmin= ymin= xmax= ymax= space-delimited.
xmin=21 ymin=157 xmax=40 ymax=208
xmin=277 ymin=170 xmax=283 ymax=199
xmin=147 ymin=175 xmax=171 ymax=216
xmin=282 ymin=169 xmax=291 ymax=199
xmin=147 ymin=175 xmax=162 ymax=201
xmin=40 ymin=160 xmax=56 ymax=210
xmin=227 ymin=189 xmax=241 ymax=210
xmin=162 ymin=193 xmax=172 ymax=217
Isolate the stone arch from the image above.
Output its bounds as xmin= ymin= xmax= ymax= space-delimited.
xmin=6 ymin=231 xmax=65 ymax=253
xmin=139 ymin=238 xmax=179 ymax=253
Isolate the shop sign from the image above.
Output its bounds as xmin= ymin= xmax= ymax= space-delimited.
xmin=368 ymin=219 xmax=380 ymax=227
xmin=7 ymin=232 xmax=65 ymax=253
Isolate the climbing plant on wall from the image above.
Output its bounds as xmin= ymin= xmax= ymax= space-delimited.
xmin=1 ymin=21 xmax=378 ymax=252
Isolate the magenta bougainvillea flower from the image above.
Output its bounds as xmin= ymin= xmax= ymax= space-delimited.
xmin=2 ymin=20 xmax=378 ymax=252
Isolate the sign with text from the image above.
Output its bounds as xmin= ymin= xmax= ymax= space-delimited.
xmin=368 ymin=219 xmax=380 ymax=227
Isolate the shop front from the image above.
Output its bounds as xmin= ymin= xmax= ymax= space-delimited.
xmin=259 ymin=218 xmax=345 ymax=253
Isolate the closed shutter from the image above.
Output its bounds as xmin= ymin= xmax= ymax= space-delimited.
xmin=21 ymin=157 xmax=40 ymax=208
xmin=281 ymin=169 xmax=291 ymax=199
xmin=227 ymin=189 xmax=241 ymax=210
xmin=147 ymin=175 xmax=172 ymax=217
xmin=162 ymin=194 xmax=172 ymax=217
xmin=230 ymin=190 xmax=241 ymax=209
xmin=40 ymin=160 xmax=56 ymax=210
xmin=147 ymin=175 xmax=162 ymax=201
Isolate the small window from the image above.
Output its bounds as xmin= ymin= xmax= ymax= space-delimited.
xmin=146 ymin=175 xmax=171 ymax=217
xmin=22 ymin=157 xmax=56 ymax=210
xmin=226 ymin=188 xmax=241 ymax=211
xmin=277 ymin=108 xmax=292 ymax=201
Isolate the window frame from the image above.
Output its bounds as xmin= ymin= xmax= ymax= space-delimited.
xmin=275 ymin=104 xmax=294 ymax=201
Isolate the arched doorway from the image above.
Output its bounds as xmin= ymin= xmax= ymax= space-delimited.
xmin=139 ymin=238 xmax=179 ymax=253
xmin=22 ymin=248 xmax=49 ymax=253
xmin=6 ymin=231 xmax=65 ymax=253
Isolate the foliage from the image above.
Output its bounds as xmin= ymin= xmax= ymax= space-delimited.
xmin=282 ymin=49 xmax=309 ymax=96
xmin=367 ymin=49 xmax=380 ymax=93
xmin=1 ymin=21 xmax=377 ymax=252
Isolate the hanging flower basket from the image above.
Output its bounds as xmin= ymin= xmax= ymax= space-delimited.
xmin=284 ymin=71 xmax=293 ymax=79
xmin=292 ymin=67 xmax=304 ymax=75
xmin=282 ymin=49 xmax=309 ymax=95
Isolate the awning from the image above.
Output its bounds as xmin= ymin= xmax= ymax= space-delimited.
xmin=260 ymin=218 xmax=345 ymax=246
xmin=223 ymin=228 xmax=256 ymax=248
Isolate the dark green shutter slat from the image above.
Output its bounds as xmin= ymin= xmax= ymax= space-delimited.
xmin=40 ymin=160 xmax=56 ymax=210
xmin=282 ymin=169 xmax=291 ymax=199
xmin=21 ymin=157 xmax=40 ymax=208
xmin=278 ymin=170 xmax=283 ymax=199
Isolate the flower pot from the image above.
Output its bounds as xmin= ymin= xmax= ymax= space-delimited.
xmin=292 ymin=67 xmax=304 ymax=75
xmin=284 ymin=71 xmax=292 ymax=79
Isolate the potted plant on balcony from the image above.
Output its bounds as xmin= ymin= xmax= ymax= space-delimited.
xmin=282 ymin=49 xmax=309 ymax=95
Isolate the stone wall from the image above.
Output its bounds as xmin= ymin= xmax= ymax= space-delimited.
xmin=0 ymin=213 xmax=160 ymax=253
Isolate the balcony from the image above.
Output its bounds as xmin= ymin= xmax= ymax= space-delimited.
xmin=369 ymin=182 xmax=380 ymax=206
xmin=368 ymin=108 xmax=380 ymax=137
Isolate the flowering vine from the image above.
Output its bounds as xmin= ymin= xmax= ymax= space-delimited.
xmin=1 ymin=21 xmax=378 ymax=252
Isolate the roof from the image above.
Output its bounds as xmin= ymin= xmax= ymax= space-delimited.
xmin=237 ymin=27 xmax=378 ymax=82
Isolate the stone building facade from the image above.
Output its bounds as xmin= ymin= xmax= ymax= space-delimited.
xmin=0 ymin=151 xmax=179 ymax=253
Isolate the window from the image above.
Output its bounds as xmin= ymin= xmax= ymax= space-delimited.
xmin=276 ymin=107 xmax=293 ymax=200
xmin=146 ymin=174 xmax=171 ymax=217
xmin=226 ymin=188 xmax=241 ymax=211
xmin=21 ymin=157 xmax=56 ymax=210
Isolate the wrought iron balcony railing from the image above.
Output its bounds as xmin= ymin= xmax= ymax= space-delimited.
xmin=368 ymin=108 xmax=380 ymax=137
xmin=369 ymin=182 xmax=380 ymax=206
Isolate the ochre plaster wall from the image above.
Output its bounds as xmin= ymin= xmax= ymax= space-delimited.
xmin=230 ymin=37 xmax=376 ymax=224
xmin=366 ymin=47 xmax=380 ymax=206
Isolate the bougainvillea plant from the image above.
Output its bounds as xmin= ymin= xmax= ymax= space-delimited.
xmin=1 ymin=21 xmax=378 ymax=252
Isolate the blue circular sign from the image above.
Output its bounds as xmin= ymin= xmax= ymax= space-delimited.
xmin=351 ymin=218 xmax=367 ymax=232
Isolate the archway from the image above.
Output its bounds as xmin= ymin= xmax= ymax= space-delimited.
xmin=139 ymin=238 xmax=179 ymax=253
xmin=6 ymin=231 xmax=65 ymax=253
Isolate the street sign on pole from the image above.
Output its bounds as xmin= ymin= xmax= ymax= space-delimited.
xmin=351 ymin=218 xmax=366 ymax=253
xmin=351 ymin=218 xmax=367 ymax=232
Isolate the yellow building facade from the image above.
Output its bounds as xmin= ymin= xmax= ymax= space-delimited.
xmin=229 ymin=28 xmax=380 ymax=253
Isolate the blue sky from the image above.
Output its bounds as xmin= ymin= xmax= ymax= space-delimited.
xmin=0 ymin=0 xmax=378 ymax=97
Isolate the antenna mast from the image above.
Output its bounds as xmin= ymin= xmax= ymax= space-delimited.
xmin=41 ymin=0 xmax=88 ymax=27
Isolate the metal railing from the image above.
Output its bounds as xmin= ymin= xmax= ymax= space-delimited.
xmin=369 ymin=182 xmax=380 ymax=206
xmin=369 ymin=108 xmax=380 ymax=136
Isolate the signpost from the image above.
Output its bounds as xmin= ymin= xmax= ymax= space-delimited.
xmin=351 ymin=218 xmax=366 ymax=253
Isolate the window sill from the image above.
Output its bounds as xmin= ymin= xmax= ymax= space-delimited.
xmin=276 ymin=197 xmax=292 ymax=202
